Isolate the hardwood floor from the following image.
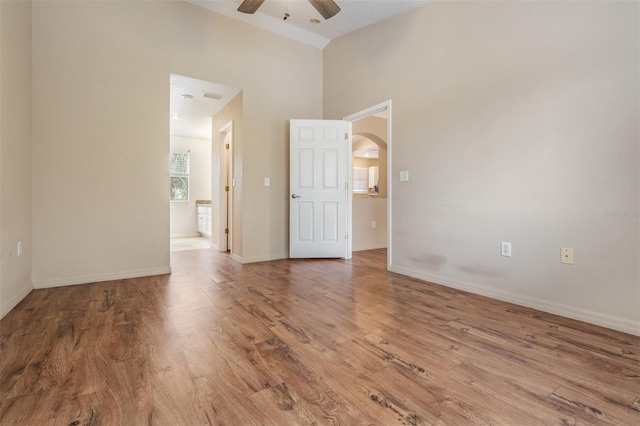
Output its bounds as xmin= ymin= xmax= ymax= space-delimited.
xmin=1 ymin=248 xmax=638 ymax=425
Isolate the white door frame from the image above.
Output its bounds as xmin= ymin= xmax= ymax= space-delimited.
xmin=343 ymin=100 xmax=392 ymax=270
xmin=218 ymin=120 xmax=233 ymax=253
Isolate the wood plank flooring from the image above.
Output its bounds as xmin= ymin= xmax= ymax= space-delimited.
xmin=1 ymin=248 xmax=638 ymax=425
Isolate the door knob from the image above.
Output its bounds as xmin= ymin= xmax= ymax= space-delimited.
xmin=291 ymin=194 xmax=301 ymax=199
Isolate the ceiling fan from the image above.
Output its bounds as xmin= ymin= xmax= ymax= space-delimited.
xmin=237 ymin=0 xmax=341 ymax=20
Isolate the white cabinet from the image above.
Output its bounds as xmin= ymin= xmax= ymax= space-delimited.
xmin=197 ymin=204 xmax=212 ymax=237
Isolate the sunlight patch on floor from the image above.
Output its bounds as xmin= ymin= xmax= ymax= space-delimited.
xmin=170 ymin=236 xmax=211 ymax=251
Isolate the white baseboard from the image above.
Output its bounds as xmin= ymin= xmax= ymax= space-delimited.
xmin=0 ymin=282 xmax=33 ymax=319
xmin=170 ymin=232 xmax=201 ymax=238
xmin=33 ymin=266 xmax=172 ymax=289
xmin=390 ymin=264 xmax=640 ymax=337
xmin=354 ymin=244 xmax=387 ymax=252
xmin=233 ymin=253 xmax=288 ymax=264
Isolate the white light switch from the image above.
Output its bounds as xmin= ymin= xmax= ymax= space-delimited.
xmin=264 ymin=177 xmax=270 ymax=187
xmin=400 ymin=170 xmax=409 ymax=182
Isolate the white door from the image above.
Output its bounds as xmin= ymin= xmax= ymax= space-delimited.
xmin=290 ymin=119 xmax=348 ymax=258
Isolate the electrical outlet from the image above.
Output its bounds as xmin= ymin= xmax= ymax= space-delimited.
xmin=17 ymin=241 xmax=22 ymax=256
xmin=501 ymin=241 xmax=511 ymax=257
xmin=372 ymin=220 xmax=376 ymax=228
xmin=561 ymin=248 xmax=574 ymax=264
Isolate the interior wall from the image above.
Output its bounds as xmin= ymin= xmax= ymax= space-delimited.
xmin=169 ymin=135 xmax=211 ymax=238
xmin=324 ymin=1 xmax=640 ymax=334
xmin=353 ymin=157 xmax=377 ymax=169
xmin=31 ymin=0 xmax=322 ymax=287
xmin=352 ymin=198 xmax=387 ymax=252
xmin=0 ymin=0 xmax=33 ymax=318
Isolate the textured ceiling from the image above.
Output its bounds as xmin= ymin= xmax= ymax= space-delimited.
xmin=188 ymin=0 xmax=431 ymax=49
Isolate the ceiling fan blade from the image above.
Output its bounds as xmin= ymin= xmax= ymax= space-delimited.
xmin=308 ymin=0 xmax=341 ymax=19
xmin=237 ymin=0 xmax=266 ymax=14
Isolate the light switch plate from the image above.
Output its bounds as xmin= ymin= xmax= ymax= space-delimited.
xmin=400 ymin=170 xmax=409 ymax=182
xmin=561 ymin=248 xmax=574 ymax=264
xmin=501 ymin=241 xmax=511 ymax=257
xmin=264 ymin=177 xmax=270 ymax=187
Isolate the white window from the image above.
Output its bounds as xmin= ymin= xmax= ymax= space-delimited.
xmin=170 ymin=153 xmax=189 ymax=202
xmin=368 ymin=166 xmax=379 ymax=190
xmin=353 ymin=167 xmax=368 ymax=194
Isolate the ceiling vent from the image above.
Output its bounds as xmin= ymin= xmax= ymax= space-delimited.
xmin=203 ymin=92 xmax=223 ymax=100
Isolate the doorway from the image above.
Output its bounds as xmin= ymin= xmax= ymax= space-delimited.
xmin=344 ymin=100 xmax=392 ymax=269
xmin=218 ymin=121 xmax=233 ymax=253
xmin=168 ymin=73 xmax=241 ymax=258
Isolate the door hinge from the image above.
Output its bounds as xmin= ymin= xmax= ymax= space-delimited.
xmin=225 ymin=228 xmax=229 ymax=234
xmin=345 ymin=232 xmax=348 ymax=240
xmin=345 ymin=133 xmax=348 ymax=140
xmin=345 ymin=182 xmax=348 ymax=190
xmin=225 ymin=185 xmax=229 ymax=192
xmin=225 ymin=143 xmax=230 ymax=149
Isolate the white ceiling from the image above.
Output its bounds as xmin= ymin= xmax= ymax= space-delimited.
xmin=170 ymin=74 xmax=241 ymax=140
xmin=188 ymin=0 xmax=431 ymax=49
xmin=353 ymin=135 xmax=379 ymax=158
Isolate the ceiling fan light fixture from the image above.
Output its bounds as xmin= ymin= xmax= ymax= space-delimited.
xmin=237 ymin=0 xmax=340 ymax=19
xmin=310 ymin=18 xmax=321 ymax=24
xmin=237 ymin=0 xmax=266 ymax=14
xmin=308 ymin=0 xmax=340 ymax=19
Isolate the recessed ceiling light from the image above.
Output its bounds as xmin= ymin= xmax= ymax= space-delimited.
xmin=310 ymin=18 xmax=321 ymax=25
xmin=181 ymin=94 xmax=194 ymax=99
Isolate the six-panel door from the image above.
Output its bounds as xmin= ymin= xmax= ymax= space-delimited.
xmin=290 ymin=120 xmax=347 ymax=258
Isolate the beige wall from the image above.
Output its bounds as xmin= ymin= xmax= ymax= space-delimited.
xmin=31 ymin=0 xmax=322 ymax=287
xmin=0 ymin=0 xmax=33 ymax=317
xmin=353 ymin=198 xmax=387 ymax=252
xmin=353 ymin=157 xmax=377 ymax=169
xmin=325 ymin=1 xmax=640 ymax=333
